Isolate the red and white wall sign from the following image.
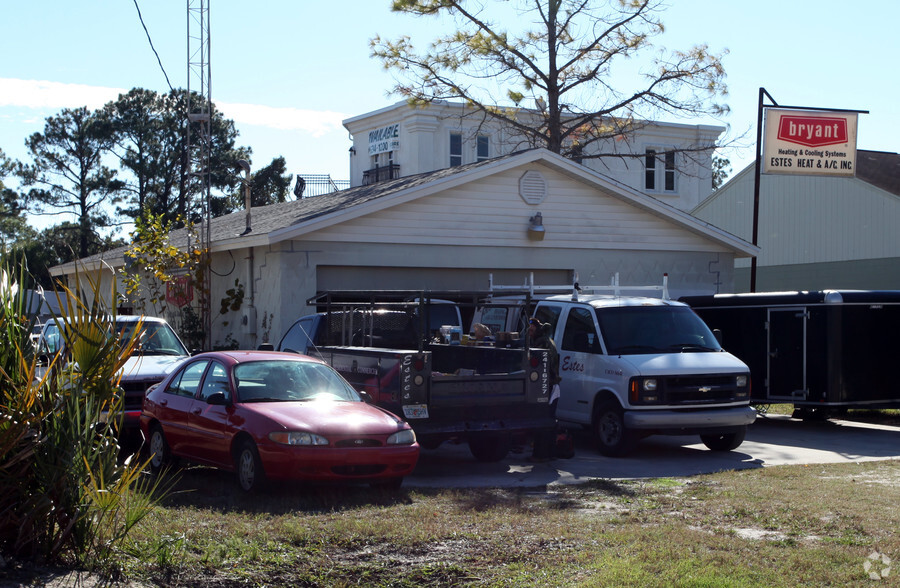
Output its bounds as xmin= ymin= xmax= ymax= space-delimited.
xmin=763 ymin=108 xmax=858 ymax=176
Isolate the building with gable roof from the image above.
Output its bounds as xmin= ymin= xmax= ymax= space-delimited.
xmin=52 ymin=148 xmax=756 ymax=349
xmin=692 ymin=149 xmax=900 ymax=291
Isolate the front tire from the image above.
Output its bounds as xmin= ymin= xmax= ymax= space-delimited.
xmin=235 ymin=440 xmax=266 ymax=492
xmin=594 ymin=401 xmax=636 ymax=457
xmin=700 ymin=426 xmax=746 ymax=451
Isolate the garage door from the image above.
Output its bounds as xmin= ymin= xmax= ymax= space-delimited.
xmin=316 ymin=266 xmax=570 ymax=293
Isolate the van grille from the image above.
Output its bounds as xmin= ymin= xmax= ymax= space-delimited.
xmin=660 ymin=374 xmax=741 ymax=404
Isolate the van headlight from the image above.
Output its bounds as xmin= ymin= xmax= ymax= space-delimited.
xmin=630 ymin=377 xmax=660 ymax=404
xmin=736 ymin=375 xmax=748 ymax=388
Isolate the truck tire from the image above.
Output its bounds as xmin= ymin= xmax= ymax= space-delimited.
xmin=468 ymin=434 xmax=511 ymax=462
xmin=593 ymin=401 xmax=636 ymax=457
xmin=700 ymin=426 xmax=746 ymax=451
xmin=418 ymin=436 xmax=443 ymax=451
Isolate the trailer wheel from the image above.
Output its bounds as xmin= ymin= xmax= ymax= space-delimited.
xmin=700 ymin=426 xmax=746 ymax=451
xmin=593 ymin=401 xmax=636 ymax=457
xmin=468 ymin=434 xmax=511 ymax=462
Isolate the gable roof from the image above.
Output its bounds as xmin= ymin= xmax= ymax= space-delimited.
xmin=51 ymin=149 xmax=757 ymax=276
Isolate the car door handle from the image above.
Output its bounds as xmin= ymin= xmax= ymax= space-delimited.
xmin=191 ymin=407 xmax=202 ymax=415
xmin=159 ymin=399 xmax=168 ymax=407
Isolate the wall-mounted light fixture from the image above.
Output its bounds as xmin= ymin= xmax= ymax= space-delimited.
xmin=528 ymin=211 xmax=545 ymax=241
xmin=349 ymin=146 xmax=357 ymax=155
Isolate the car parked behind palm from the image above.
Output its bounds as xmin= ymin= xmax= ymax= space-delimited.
xmin=140 ymin=350 xmax=420 ymax=491
xmin=36 ymin=315 xmax=191 ymax=448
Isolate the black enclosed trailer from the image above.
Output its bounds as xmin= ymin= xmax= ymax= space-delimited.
xmin=680 ymin=291 xmax=900 ymax=416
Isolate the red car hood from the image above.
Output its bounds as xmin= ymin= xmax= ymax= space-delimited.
xmin=242 ymin=401 xmax=405 ymax=435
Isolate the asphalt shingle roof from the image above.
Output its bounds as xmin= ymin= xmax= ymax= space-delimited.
xmin=54 ymin=153 xmax=516 ymax=272
xmin=856 ymin=150 xmax=900 ymax=197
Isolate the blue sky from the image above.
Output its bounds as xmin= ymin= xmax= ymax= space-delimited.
xmin=2 ymin=0 xmax=897 ymax=226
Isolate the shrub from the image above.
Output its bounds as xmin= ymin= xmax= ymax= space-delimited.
xmin=0 ymin=257 xmax=168 ymax=569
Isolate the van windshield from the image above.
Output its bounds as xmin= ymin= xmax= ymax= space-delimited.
xmin=595 ymin=306 xmax=721 ymax=355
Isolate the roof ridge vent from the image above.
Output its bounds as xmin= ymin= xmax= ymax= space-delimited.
xmin=519 ymin=170 xmax=548 ymax=204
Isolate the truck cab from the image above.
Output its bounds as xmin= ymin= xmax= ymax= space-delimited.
xmin=534 ymin=294 xmax=755 ymax=456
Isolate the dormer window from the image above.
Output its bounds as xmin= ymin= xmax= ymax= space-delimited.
xmin=645 ymin=148 xmax=677 ymax=193
xmin=450 ymin=133 xmax=463 ymax=167
xmin=477 ymin=135 xmax=490 ymax=162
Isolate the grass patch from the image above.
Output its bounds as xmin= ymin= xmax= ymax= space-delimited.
xmin=8 ymin=459 xmax=898 ymax=586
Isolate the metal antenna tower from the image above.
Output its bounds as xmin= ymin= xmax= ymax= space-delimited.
xmin=187 ymin=0 xmax=212 ymax=349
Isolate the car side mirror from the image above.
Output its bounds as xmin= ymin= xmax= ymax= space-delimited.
xmin=713 ymin=328 xmax=723 ymax=345
xmin=258 ymin=343 xmax=275 ymax=351
xmin=206 ymin=392 xmax=229 ymax=406
xmin=358 ymin=390 xmax=374 ymax=404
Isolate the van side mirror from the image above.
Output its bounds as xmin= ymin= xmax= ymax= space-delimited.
xmin=713 ymin=328 xmax=723 ymax=345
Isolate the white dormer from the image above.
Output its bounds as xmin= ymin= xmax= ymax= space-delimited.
xmin=343 ymin=100 xmax=723 ymax=212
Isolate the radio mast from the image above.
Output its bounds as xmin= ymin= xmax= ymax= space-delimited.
xmin=186 ymin=0 xmax=212 ymax=349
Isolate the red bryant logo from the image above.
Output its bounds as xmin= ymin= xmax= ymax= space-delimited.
xmin=776 ymin=115 xmax=848 ymax=147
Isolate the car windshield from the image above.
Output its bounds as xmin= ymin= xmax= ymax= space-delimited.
xmin=595 ymin=305 xmax=722 ymax=355
xmin=234 ymin=360 xmax=362 ymax=403
xmin=117 ymin=321 xmax=189 ymax=356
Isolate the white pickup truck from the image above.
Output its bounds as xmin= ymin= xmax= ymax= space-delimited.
xmin=480 ymin=275 xmax=756 ymax=456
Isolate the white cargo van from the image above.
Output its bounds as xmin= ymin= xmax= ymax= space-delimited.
xmin=481 ymin=275 xmax=755 ymax=456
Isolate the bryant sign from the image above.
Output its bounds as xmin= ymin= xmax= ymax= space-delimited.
xmin=763 ymin=108 xmax=858 ymax=176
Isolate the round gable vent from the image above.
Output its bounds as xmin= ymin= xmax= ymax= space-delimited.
xmin=519 ymin=170 xmax=548 ymax=205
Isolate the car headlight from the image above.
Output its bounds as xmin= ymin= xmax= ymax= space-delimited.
xmin=268 ymin=431 xmax=329 ymax=446
xmin=643 ymin=378 xmax=657 ymax=392
xmin=736 ymin=375 xmax=748 ymax=388
xmin=387 ymin=429 xmax=416 ymax=445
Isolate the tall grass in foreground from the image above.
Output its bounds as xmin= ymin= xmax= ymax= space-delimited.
xmin=0 ymin=258 xmax=169 ymax=570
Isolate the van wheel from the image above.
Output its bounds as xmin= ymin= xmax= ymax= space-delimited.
xmin=468 ymin=434 xmax=511 ymax=462
xmin=594 ymin=401 xmax=636 ymax=457
xmin=700 ymin=426 xmax=746 ymax=451
xmin=235 ymin=440 xmax=266 ymax=492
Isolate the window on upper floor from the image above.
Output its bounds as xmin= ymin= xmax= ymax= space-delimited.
xmin=450 ymin=133 xmax=463 ymax=167
xmin=476 ymin=135 xmax=490 ymax=162
xmin=371 ymin=151 xmax=393 ymax=168
xmin=644 ymin=148 xmax=677 ymax=193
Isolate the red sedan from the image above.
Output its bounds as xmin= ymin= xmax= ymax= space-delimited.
xmin=140 ymin=350 xmax=419 ymax=491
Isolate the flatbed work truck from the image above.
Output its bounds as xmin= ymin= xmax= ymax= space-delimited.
xmin=270 ymin=290 xmax=553 ymax=462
